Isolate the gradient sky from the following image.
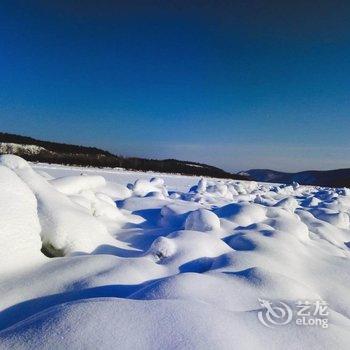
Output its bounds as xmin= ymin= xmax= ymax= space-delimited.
xmin=1 ymin=0 xmax=350 ymax=172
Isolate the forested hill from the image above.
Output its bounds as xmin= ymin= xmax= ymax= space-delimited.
xmin=241 ymin=168 xmax=350 ymax=188
xmin=0 ymin=132 xmax=247 ymax=180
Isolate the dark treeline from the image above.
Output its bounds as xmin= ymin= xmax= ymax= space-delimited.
xmin=0 ymin=132 xmax=247 ymax=180
xmin=0 ymin=132 xmax=112 ymax=156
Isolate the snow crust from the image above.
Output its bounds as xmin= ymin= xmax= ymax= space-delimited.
xmin=0 ymin=155 xmax=350 ymax=349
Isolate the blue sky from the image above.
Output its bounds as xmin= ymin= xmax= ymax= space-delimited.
xmin=1 ymin=1 xmax=350 ymax=172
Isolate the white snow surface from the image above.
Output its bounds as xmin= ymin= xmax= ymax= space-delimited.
xmin=0 ymin=156 xmax=349 ymax=349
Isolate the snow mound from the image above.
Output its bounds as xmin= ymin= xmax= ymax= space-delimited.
xmin=216 ymin=202 xmax=267 ymax=226
xmin=0 ymin=154 xmax=30 ymax=170
xmin=97 ymin=181 xmax=132 ymax=200
xmin=185 ymin=208 xmax=221 ymax=232
xmin=50 ymin=175 xmax=106 ymax=195
xmin=1 ymin=298 xmax=348 ymax=350
xmin=0 ymin=165 xmax=43 ymax=271
xmin=160 ymin=201 xmax=201 ymax=228
xmin=0 ymin=155 xmax=117 ymax=255
xmin=129 ymin=178 xmax=168 ymax=198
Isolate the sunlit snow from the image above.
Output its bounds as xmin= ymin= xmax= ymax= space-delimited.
xmin=0 ymin=155 xmax=349 ymax=349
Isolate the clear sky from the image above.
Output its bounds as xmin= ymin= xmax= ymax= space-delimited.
xmin=1 ymin=0 xmax=350 ymax=172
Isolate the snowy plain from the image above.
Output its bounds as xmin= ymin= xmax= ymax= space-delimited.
xmin=0 ymin=156 xmax=350 ymax=349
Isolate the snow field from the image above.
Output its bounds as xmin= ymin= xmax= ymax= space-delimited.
xmin=0 ymin=155 xmax=349 ymax=349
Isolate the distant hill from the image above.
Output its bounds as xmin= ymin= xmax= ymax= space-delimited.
xmin=0 ymin=132 xmax=247 ymax=180
xmin=241 ymin=168 xmax=350 ymax=188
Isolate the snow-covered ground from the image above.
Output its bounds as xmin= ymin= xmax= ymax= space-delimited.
xmin=33 ymin=162 xmax=202 ymax=192
xmin=0 ymin=155 xmax=349 ymax=349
